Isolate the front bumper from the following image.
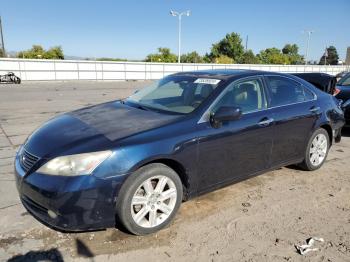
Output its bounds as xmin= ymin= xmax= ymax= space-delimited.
xmin=14 ymin=153 xmax=126 ymax=232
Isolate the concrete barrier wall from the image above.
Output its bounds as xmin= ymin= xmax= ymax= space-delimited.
xmin=0 ymin=58 xmax=348 ymax=81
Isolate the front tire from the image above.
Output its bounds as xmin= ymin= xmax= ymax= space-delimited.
xmin=299 ymin=128 xmax=330 ymax=171
xmin=116 ymin=163 xmax=183 ymax=235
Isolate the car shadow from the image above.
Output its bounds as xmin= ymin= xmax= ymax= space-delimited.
xmin=285 ymin=164 xmax=303 ymax=171
xmin=6 ymin=239 xmax=98 ymax=262
xmin=7 ymin=248 xmax=64 ymax=262
xmin=76 ymin=238 xmax=95 ymax=258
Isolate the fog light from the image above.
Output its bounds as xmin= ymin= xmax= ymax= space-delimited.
xmin=48 ymin=210 xmax=57 ymax=219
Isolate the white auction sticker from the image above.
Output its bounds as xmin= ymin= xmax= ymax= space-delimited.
xmin=194 ymin=78 xmax=221 ymax=85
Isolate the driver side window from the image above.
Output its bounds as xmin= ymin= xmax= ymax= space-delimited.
xmin=212 ymin=78 xmax=267 ymax=114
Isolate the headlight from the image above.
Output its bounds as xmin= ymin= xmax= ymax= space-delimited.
xmin=37 ymin=151 xmax=112 ymax=176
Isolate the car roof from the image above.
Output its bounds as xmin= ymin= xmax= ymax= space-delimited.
xmin=171 ymin=69 xmax=323 ymax=94
xmin=172 ymin=69 xmax=279 ymax=80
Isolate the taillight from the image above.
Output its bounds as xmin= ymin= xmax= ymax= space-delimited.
xmin=333 ymin=88 xmax=341 ymax=96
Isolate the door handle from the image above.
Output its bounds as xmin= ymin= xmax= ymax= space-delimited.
xmin=310 ymin=106 xmax=321 ymax=113
xmin=258 ymin=117 xmax=274 ymax=127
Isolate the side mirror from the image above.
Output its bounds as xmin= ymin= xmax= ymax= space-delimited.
xmin=341 ymin=99 xmax=350 ymax=110
xmin=210 ymin=106 xmax=242 ymax=128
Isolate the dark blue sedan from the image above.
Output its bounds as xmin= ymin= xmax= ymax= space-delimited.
xmin=335 ymin=72 xmax=350 ymax=124
xmin=14 ymin=70 xmax=345 ymax=235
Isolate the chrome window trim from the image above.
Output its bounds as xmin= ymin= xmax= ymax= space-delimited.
xmin=264 ymin=74 xmax=318 ymax=101
xmin=198 ymin=74 xmax=317 ymax=124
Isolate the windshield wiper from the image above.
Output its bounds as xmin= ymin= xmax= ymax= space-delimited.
xmin=123 ymin=100 xmax=149 ymax=111
xmin=136 ymin=104 xmax=150 ymax=111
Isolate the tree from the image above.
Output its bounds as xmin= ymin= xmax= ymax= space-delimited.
xmin=145 ymin=47 xmax=177 ymax=63
xmin=43 ymin=46 xmax=64 ymax=59
xmin=257 ymin=48 xmax=290 ymax=64
xmin=96 ymin=57 xmax=127 ymax=61
xmin=180 ymin=51 xmax=204 ymax=63
xmin=210 ymin=32 xmax=244 ymax=62
xmin=17 ymin=45 xmax=45 ymax=58
xmin=282 ymin=44 xmax=304 ymax=64
xmin=214 ymin=55 xmax=234 ymax=64
xmin=203 ymin=53 xmax=213 ymax=63
xmin=319 ymin=46 xmax=339 ymax=65
xmin=282 ymin=44 xmax=298 ymax=55
xmin=17 ymin=45 xmax=64 ymax=59
xmin=240 ymin=50 xmax=260 ymax=64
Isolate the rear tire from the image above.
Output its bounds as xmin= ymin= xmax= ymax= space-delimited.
xmin=116 ymin=163 xmax=183 ymax=235
xmin=298 ymin=128 xmax=330 ymax=171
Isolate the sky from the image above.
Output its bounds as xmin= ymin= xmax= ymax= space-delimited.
xmin=1 ymin=0 xmax=349 ymax=61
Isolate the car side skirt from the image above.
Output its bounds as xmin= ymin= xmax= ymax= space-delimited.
xmin=186 ymin=157 xmax=304 ymax=200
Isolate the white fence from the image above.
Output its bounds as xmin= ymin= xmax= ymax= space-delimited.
xmin=0 ymin=58 xmax=348 ymax=81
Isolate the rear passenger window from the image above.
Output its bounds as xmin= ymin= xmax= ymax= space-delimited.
xmin=266 ymin=76 xmax=313 ymax=107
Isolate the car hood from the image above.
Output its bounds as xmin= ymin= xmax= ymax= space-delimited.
xmin=24 ymin=101 xmax=180 ymax=157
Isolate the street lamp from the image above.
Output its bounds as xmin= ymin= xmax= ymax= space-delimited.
xmin=170 ymin=10 xmax=191 ymax=63
xmin=303 ymin=30 xmax=314 ymax=65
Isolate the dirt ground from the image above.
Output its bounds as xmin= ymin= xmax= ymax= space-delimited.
xmin=0 ymin=81 xmax=349 ymax=262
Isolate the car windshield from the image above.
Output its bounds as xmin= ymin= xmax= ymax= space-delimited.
xmin=338 ymin=73 xmax=350 ymax=86
xmin=126 ymin=75 xmax=221 ymax=114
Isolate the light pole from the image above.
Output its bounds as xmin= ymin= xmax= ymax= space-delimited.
xmin=303 ymin=30 xmax=314 ymax=65
xmin=170 ymin=10 xmax=191 ymax=63
xmin=0 ymin=16 xmax=5 ymax=57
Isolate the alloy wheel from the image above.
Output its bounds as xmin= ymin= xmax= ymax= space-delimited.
xmin=309 ymin=133 xmax=328 ymax=167
xmin=131 ymin=175 xmax=177 ymax=228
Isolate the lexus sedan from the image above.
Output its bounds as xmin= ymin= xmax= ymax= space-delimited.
xmin=14 ymin=70 xmax=345 ymax=235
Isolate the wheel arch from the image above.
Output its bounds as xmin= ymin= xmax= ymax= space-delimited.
xmin=139 ymin=158 xmax=191 ymax=200
xmin=319 ymin=124 xmax=333 ymax=145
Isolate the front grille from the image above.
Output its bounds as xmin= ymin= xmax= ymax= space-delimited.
xmin=20 ymin=149 xmax=39 ymax=172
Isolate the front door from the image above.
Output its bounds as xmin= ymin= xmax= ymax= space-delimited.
xmin=196 ymin=77 xmax=274 ymax=192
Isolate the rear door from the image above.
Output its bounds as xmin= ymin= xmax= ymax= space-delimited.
xmin=264 ymin=75 xmax=319 ymax=166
